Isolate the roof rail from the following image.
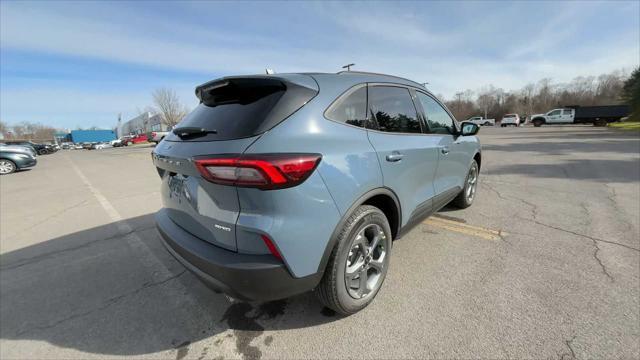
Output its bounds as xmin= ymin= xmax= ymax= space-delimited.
xmin=336 ymin=70 xmax=425 ymax=88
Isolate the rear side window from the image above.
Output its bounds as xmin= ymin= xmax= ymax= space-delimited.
xmin=416 ymin=92 xmax=455 ymax=135
xmin=168 ymin=78 xmax=317 ymax=141
xmin=325 ymin=86 xmax=368 ymax=128
xmin=368 ymin=86 xmax=421 ymax=134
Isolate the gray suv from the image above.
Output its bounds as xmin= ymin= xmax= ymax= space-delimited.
xmin=153 ymin=71 xmax=481 ymax=315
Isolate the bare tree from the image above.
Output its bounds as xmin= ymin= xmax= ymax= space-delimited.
xmin=152 ymin=88 xmax=189 ymax=128
xmin=442 ymin=69 xmax=630 ymax=122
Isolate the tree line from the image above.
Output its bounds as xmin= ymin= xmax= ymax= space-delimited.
xmin=442 ymin=68 xmax=638 ymax=121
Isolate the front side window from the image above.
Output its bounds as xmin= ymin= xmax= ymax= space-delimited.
xmin=325 ymin=86 xmax=368 ymax=127
xmin=368 ymin=86 xmax=421 ymax=134
xmin=548 ymin=110 xmax=561 ymax=116
xmin=417 ymin=92 xmax=454 ymax=135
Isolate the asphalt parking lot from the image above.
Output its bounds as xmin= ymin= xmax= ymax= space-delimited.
xmin=1 ymin=126 xmax=639 ymax=359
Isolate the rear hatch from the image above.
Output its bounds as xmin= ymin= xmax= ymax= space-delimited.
xmin=153 ymin=75 xmax=318 ymax=251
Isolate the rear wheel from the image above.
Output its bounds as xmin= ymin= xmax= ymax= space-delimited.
xmin=315 ymin=205 xmax=392 ymax=315
xmin=593 ymin=119 xmax=607 ymax=127
xmin=0 ymin=159 xmax=17 ymax=175
xmin=452 ymin=160 xmax=479 ymax=209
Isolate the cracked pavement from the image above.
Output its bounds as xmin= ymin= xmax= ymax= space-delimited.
xmin=1 ymin=126 xmax=639 ymax=359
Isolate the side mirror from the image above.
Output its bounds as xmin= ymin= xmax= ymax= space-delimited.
xmin=460 ymin=122 xmax=479 ymax=136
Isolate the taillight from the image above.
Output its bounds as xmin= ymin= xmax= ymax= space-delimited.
xmin=194 ymin=154 xmax=321 ymax=190
xmin=151 ymin=132 xmax=156 ymax=137
xmin=261 ymin=234 xmax=283 ymax=261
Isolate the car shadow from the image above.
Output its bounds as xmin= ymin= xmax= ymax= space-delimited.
xmin=0 ymin=214 xmax=339 ymax=357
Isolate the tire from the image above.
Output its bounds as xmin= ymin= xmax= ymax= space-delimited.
xmin=451 ymin=159 xmax=479 ymax=209
xmin=501 ymin=124 xmax=505 ymax=128
xmin=0 ymin=159 xmax=17 ymax=175
xmin=533 ymin=119 xmax=544 ymax=127
xmin=593 ymin=119 xmax=607 ymax=127
xmin=315 ymin=205 xmax=392 ymax=315
xmin=483 ymin=121 xmax=491 ymax=126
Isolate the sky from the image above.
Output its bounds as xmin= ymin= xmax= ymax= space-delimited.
xmin=1 ymin=0 xmax=639 ymax=130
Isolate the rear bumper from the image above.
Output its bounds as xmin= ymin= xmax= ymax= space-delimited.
xmin=155 ymin=209 xmax=321 ymax=301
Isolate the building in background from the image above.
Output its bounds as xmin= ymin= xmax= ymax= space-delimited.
xmin=69 ymin=130 xmax=116 ymax=143
xmin=118 ymin=112 xmax=169 ymax=138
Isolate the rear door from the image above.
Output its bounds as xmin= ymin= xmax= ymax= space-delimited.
xmin=153 ymin=76 xmax=318 ymax=251
xmin=415 ymin=92 xmax=469 ymax=204
xmin=366 ymin=85 xmax=439 ymax=226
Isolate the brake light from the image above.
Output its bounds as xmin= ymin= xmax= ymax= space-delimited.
xmin=194 ymin=154 xmax=321 ymax=190
xmin=151 ymin=132 xmax=156 ymax=137
xmin=261 ymin=234 xmax=283 ymax=261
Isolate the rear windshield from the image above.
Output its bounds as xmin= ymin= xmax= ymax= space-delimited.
xmin=504 ymin=114 xmax=516 ymax=118
xmin=167 ymin=78 xmax=317 ymax=142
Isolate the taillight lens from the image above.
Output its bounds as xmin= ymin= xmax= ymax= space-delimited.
xmin=261 ymin=234 xmax=283 ymax=261
xmin=194 ymin=154 xmax=321 ymax=190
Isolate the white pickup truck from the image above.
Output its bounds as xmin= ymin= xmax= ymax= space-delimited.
xmin=465 ymin=116 xmax=495 ymax=126
xmin=530 ymin=106 xmax=630 ymax=127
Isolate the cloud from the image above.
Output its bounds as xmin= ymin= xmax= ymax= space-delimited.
xmin=1 ymin=1 xmax=638 ymax=128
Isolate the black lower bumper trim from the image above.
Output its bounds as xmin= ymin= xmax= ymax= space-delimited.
xmin=155 ymin=209 xmax=321 ymax=301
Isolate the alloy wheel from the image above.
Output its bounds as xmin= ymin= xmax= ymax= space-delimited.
xmin=344 ymin=224 xmax=387 ymax=299
xmin=0 ymin=160 xmax=15 ymax=174
xmin=466 ymin=163 xmax=478 ymax=202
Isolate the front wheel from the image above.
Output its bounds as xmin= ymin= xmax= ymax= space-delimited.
xmin=533 ymin=119 xmax=544 ymax=127
xmin=315 ymin=205 xmax=392 ymax=315
xmin=0 ymin=159 xmax=17 ymax=175
xmin=451 ymin=159 xmax=479 ymax=209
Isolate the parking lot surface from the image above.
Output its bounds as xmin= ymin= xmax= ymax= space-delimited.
xmin=1 ymin=126 xmax=639 ymax=359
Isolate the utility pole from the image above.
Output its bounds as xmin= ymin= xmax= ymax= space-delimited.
xmin=342 ymin=63 xmax=355 ymax=71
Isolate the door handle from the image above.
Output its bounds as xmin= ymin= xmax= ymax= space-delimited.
xmin=386 ymin=153 xmax=404 ymax=162
xmin=440 ymin=146 xmax=450 ymax=155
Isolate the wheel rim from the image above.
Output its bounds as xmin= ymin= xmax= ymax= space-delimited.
xmin=344 ymin=224 xmax=387 ymax=299
xmin=466 ymin=163 xmax=478 ymax=202
xmin=0 ymin=160 xmax=15 ymax=174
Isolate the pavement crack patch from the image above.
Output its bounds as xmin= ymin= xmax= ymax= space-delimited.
xmin=483 ymin=182 xmax=539 ymax=219
xmin=519 ymin=216 xmax=640 ymax=282
xmin=3 ymin=200 xmax=89 ymax=240
xmin=13 ymin=270 xmax=187 ymax=336
xmin=0 ymin=225 xmax=157 ymax=271
xmin=560 ymin=335 xmax=577 ymax=360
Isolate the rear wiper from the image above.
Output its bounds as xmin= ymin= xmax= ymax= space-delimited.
xmin=172 ymin=127 xmax=218 ymax=139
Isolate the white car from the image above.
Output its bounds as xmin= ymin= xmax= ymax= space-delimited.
xmin=93 ymin=143 xmax=113 ymax=150
xmin=500 ymin=114 xmax=520 ymax=127
xmin=465 ymin=116 xmax=495 ymax=126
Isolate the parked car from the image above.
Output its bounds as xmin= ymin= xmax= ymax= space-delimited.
xmin=530 ymin=105 xmax=630 ymax=127
xmin=500 ymin=114 xmax=520 ymax=127
xmin=73 ymin=144 xmax=84 ymax=150
xmin=152 ymin=72 xmax=482 ymax=315
xmin=91 ymin=142 xmax=113 ymax=150
xmin=149 ymin=130 xmax=170 ymax=144
xmin=0 ymin=147 xmax=37 ymax=174
xmin=465 ymin=116 xmax=495 ymax=126
xmin=82 ymin=142 xmax=95 ymax=149
xmin=125 ymin=134 xmax=148 ymax=145
xmin=60 ymin=142 xmax=72 ymax=149
xmin=3 ymin=140 xmax=50 ymax=155
xmin=0 ymin=143 xmax=37 ymax=157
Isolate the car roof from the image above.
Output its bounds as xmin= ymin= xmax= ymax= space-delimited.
xmin=199 ymin=71 xmax=427 ymax=92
